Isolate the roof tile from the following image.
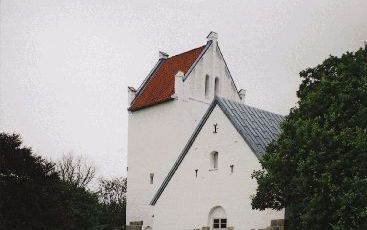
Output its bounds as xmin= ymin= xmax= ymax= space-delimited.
xmin=217 ymin=97 xmax=284 ymax=157
xmin=129 ymin=45 xmax=206 ymax=111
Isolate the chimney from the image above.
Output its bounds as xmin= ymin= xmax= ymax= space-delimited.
xmin=128 ymin=86 xmax=136 ymax=105
xmin=239 ymin=89 xmax=246 ymax=102
xmin=207 ymin=31 xmax=218 ymax=42
xmin=173 ymin=71 xmax=185 ymax=99
xmin=159 ymin=51 xmax=169 ymax=60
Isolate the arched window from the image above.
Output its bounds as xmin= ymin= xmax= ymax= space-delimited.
xmin=208 ymin=206 xmax=227 ymax=229
xmin=210 ymin=151 xmax=218 ymax=169
xmin=214 ymin=77 xmax=220 ymax=96
xmin=205 ymin=75 xmax=210 ymax=97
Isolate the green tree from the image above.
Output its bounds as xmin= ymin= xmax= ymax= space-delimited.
xmin=0 ymin=133 xmax=70 ymax=229
xmin=61 ymin=183 xmax=102 ymax=230
xmin=0 ymin=133 xmax=102 ymax=230
xmin=97 ymin=177 xmax=127 ymax=229
xmin=252 ymin=46 xmax=367 ymax=229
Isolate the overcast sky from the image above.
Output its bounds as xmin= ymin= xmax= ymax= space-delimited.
xmin=1 ymin=0 xmax=366 ymax=178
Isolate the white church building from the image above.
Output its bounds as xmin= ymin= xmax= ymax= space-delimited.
xmin=127 ymin=32 xmax=285 ymax=230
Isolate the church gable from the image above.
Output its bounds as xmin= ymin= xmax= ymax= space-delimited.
xmin=152 ymin=104 xmax=256 ymax=229
xmin=150 ymin=97 xmax=284 ymax=205
xmin=128 ymin=32 xmax=244 ymax=112
xmin=181 ymin=32 xmax=241 ymax=102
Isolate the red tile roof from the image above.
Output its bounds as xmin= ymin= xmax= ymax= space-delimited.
xmin=129 ymin=45 xmax=206 ymax=111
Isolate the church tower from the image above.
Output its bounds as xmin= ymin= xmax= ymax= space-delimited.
xmin=127 ymin=32 xmax=243 ymax=229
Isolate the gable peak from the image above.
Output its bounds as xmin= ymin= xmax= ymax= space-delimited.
xmin=159 ymin=51 xmax=169 ymax=60
xmin=207 ymin=31 xmax=218 ymax=42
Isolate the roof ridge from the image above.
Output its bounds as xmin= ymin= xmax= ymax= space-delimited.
xmin=168 ymin=44 xmax=206 ymax=59
xmin=183 ymin=41 xmax=212 ymax=81
xmin=217 ymin=97 xmax=285 ymax=118
xmin=130 ymin=60 xmax=165 ymax=106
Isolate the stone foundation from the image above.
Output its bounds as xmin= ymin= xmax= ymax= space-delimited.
xmin=258 ymin=219 xmax=287 ymax=230
xmin=126 ymin=221 xmax=143 ymax=230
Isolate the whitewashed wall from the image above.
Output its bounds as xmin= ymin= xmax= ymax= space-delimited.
xmin=153 ymin=106 xmax=284 ymax=230
xmin=179 ymin=39 xmax=240 ymax=103
xmin=127 ymin=99 xmax=207 ymax=228
xmin=127 ymin=38 xmax=242 ymax=229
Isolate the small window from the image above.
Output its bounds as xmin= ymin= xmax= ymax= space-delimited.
xmin=213 ymin=218 xmax=227 ymax=229
xmin=214 ymin=77 xmax=220 ymax=96
xmin=150 ymin=173 xmax=154 ymax=184
xmin=205 ymin=75 xmax=210 ymax=97
xmin=210 ymin=151 xmax=218 ymax=169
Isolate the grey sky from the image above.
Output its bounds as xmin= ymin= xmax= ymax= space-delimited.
xmin=1 ymin=0 xmax=366 ymax=178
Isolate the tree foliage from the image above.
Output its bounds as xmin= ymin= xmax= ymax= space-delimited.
xmin=252 ymin=47 xmax=367 ymax=229
xmin=0 ymin=133 xmax=103 ymax=230
xmin=0 ymin=133 xmax=68 ymax=229
xmin=98 ymin=177 xmax=127 ymax=229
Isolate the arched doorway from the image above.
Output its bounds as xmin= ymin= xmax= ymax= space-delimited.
xmin=208 ymin=206 xmax=227 ymax=229
xmin=144 ymin=226 xmax=152 ymax=230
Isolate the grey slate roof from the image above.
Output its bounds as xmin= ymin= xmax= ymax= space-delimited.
xmin=216 ymin=97 xmax=284 ymax=158
xmin=150 ymin=97 xmax=284 ymax=205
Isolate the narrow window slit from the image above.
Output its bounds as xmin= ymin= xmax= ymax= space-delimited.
xmin=205 ymin=75 xmax=210 ymax=97
xmin=150 ymin=173 xmax=154 ymax=184
xmin=210 ymin=151 xmax=219 ymax=169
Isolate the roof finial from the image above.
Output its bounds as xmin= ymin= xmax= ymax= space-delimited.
xmin=207 ymin=31 xmax=218 ymax=42
xmin=159 ymin=51 xmax=169 ymax=60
